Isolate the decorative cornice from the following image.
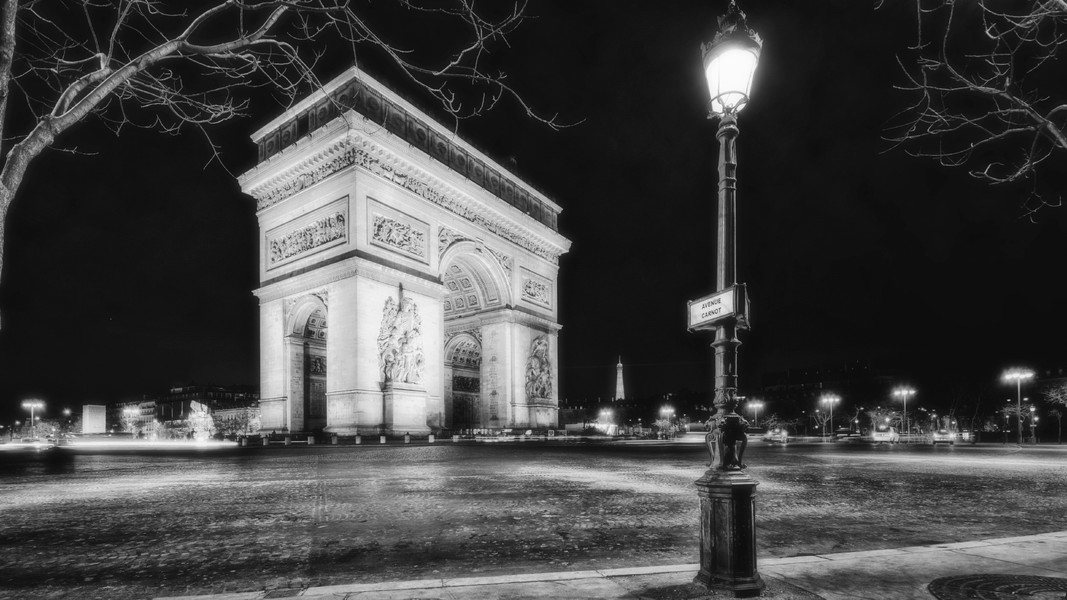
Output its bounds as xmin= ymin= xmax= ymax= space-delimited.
xmin=248 ymin=68 xmax=562 ymax=230
xmin=246 ymin=134 xmax=567 ymax=265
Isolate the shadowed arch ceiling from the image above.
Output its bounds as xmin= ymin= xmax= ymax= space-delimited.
xmin=446 ymin=336 xmax=482 ymax=368
xmin=442 ymin=257 xmax=501 ymax=318
xmin=303 ymin=308 xmax=327 ymax=340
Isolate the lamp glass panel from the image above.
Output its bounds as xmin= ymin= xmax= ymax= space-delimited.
xmin=705 ymin=46 xmax=758 ymax=114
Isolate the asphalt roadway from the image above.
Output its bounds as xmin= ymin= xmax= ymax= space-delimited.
xmin=2 ymin=436 xmax=1066 ymax=599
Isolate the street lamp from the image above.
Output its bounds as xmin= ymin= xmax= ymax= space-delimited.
xmin=1002 ymin=367 xmax=1035 ymax=446
xmin=1030 ymin=406 xmax=1037 ymax=444
xmin=747 ymin=400 xmax=763 ymax=428
xmin=694 ymin=3 xmax=763 ymax=596
xmin=21 ymin=399 xmax=45 ymax=439
xmin=820 ymin=394 xmax=840 ymax=441
xmin=701 ymin=0 xmax=761 ymax=428
xmin=892 ymin=387 xmax=916 ymax=441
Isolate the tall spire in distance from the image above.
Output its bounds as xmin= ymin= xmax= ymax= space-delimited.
xmin=615 ymin=356 xmax=625 ymax=401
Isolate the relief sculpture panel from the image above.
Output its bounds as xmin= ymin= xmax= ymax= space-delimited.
xmin=267 ymin=204 xmax=348 ymax=269
xmin=377 ymin=294 xmax=425 ymax=385
xmin=372 ymin=214 xmax=427 ymax=260
xmin=525 ymin=336 xmax=553 ymax=401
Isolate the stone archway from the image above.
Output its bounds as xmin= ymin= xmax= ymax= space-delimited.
xmin=440 ymin=242 xmax=511 ymax=429
xmin=284 ymin=296 xmax=328 ymax=433
xmin=444 ymin=333 xmax=481 ymax=430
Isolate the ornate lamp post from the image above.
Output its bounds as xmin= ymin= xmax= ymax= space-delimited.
xmin=1002 ymin=368 xmax=1034 ymax=446
xmin=690 ymin=2 xmax=763 ymax=596
xmin=21 ymin=399 xmax=45 ymax=439
xmin=892 ymin=386 xmax=916 ymax=441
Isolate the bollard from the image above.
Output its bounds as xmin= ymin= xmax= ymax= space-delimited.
xmin=404 ymin=433 xmax=411 ymax=444
xmin=355 ymin=435 xmax=362 ymax=445
xmin=428 ymin=434 xmax=435 ymax=444
xmin=284 ymin=436 xmax=291 ymax=446
xmin=380 ymin=435 xmax=386 ymax=444
xmin=332 ymin=435 xmax=338 ymax=445
xmin=308 ymin=435 xmax=316 ymax=446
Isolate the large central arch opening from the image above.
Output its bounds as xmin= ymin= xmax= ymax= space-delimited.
xmin=440 ymin=243 xmax=510 ymax=430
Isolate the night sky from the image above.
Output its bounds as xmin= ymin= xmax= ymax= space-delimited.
xmin=2 ymin=1 xmax=1065 ymax=421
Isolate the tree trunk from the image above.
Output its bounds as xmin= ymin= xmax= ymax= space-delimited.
xmin=0 ymin=186 xmax=8 ymax=329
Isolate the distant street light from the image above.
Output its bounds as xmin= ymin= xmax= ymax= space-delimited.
xmin=1002 ymin=367 xmax=1035 ymax=446
xmin=820 ymin=394 xmax=840 ymax=441
xmin=21 ymin=399 xmax=45 ymax=439
xmin=1030 ymin=405 xmax=1037 ymax=444
xmin=892 ymin=387 xmax=916 ymax=441
xmin=747 ymin=400 xmax=764 ymax=427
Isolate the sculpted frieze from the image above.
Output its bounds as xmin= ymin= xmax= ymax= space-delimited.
xmin=267 ymin=211 xmax=347 ymax=269
xmin=253 ymin=140 xmax=560 ymax=265
xmin=521 ymin=276 xmax=552 ymax=309
xmin=372 ymin=214 xmax=427 ymax=260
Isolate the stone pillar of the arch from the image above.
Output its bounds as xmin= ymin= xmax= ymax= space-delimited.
xmin=318 ymin=274 xmax=443 ymax=436
xmin=480 ymin=313 xmax=560 ymax=430
xmin=322 ymin=278 xmax=363 ymax=435
xmin=284 ymin=335 xmax=309 ymax=433
xmin=258 ymin=299 xmax=288 ymax=433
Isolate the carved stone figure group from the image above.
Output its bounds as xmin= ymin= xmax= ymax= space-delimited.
xmin=377 ymin=295 xmax=425 ymax=385
xmin=524 ymin=336 xmax=553 ymax=400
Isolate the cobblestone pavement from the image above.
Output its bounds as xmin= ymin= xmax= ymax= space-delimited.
xmin=1 ymin=441 xmax=1065 ymax=599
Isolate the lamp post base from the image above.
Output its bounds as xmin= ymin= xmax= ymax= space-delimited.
xmin=694 ymin=469 xmax=764 ymax=598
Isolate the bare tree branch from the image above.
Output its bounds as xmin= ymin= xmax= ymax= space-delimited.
xmin=886 ymin=0 xmax=1067 ymax=218
xmin=0 ymin=0 xmax=568 ymax=328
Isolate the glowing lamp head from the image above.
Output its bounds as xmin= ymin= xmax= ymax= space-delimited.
xmin=702 ymin=3 xmax=761 ymax=116
xmin=1001 ymin=367 xmax=1035 ymax=383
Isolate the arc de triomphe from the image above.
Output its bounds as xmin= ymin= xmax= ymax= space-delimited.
xmin=238 ymin=68 xmax=571 ymax=435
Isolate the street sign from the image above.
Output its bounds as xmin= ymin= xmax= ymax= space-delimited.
xmin=687 ymin=284 xmax=750 ymax=332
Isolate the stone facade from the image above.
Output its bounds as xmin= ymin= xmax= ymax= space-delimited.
xmin=238 ymin=68 xmax=571 ymax=434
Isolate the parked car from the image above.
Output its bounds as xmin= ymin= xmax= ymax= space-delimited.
xmin=932 ymin=429 xmax=955 ymax=445
xmin=872 ymin=425 xmax=899 ymax=443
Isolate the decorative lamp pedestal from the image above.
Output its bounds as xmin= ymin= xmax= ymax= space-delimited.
xmin=694 ymin=469 xmax=764 ymax=598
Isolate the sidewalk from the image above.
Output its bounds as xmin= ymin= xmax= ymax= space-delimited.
xmin=156 ymin=531 xmax=1067 ymax=600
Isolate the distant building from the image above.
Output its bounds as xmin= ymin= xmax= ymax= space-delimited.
xmin=82 ymin=405 xmax=106 ymax=434
xmin=110 ymin=385 xmax=260 ymax=433
xmin=761 ymin=361 xmax=899 ymax=416
xmin=615 ymin=356 xmax=626 ymax=401
xmin=153 ymin=385 xmax=260 ymax=423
